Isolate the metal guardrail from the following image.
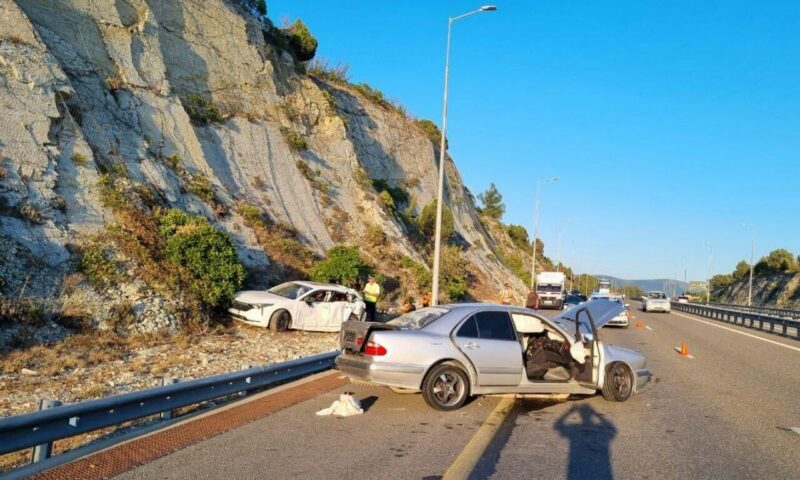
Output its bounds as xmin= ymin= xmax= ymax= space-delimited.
xmin=671 ymin=302 xmax=800 ymax=339
xmin=0 ymin=351 xmax=338 ymax=460
xmin=703 ymin=302 xmax=800 ymax=320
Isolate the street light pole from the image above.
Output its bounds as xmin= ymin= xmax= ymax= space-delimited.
xmin=706 ymin=244 xmax=713 ymax=303
xmin=742 ymin=223 xmax=755 ymax=306
xmin=529 ymin=177 xmax=558 ymax=288
xmin=431 ymin=5 xmax=497 ymax=306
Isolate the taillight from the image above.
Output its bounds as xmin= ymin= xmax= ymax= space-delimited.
xmin=356 ymin=335 xmax=363 ymax=347
xmin=364 ymin=341 xmax=387 ymax=356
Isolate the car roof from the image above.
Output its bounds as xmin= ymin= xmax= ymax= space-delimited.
xmin=291 ymin=280 xmax=351 ymax=292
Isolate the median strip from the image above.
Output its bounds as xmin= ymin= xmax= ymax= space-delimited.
xmin=30 ymin=372 xmax=346 ymax=480
xmin=442 ymin=397 xmax=516 ymax=480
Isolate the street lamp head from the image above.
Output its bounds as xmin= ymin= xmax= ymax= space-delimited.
xmin=480 ymin=5 xmax=498 ymax=11
xmin=549 ymin=177 xmax=559 ymax=183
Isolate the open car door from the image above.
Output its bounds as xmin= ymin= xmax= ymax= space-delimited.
xmin=550 ymin=300 xmax=625 ymax=387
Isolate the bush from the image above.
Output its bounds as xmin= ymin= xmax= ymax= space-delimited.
xmin=354 ymin=167 xmax=372 ymax=189
xmin=187 ymin=173 xmax=215 ymax=202
xmin=439 ymin=245 xmax=468 ymax=301
xmin=759 ymin=248 xmax=797 ymax=273
xmin=732 ymin=260 xmax=750 ymax=279
xmin=19 ymin=202 xmax=43 ymax=224
xmin=364 ymin=224 xmax=386 ymax=247
xmin=284 ymin=19 xmax=317 ymax=62
xmin=307 ymin=58 xmax=350 ymax=84
xmin=160 ymin=211 xmax=246 ymax=308
xmin=184 ymin=94 xmax=223 ymax=125
xmin=399 ymin=255 xmax=431 ymax=291
xmin=281 ymin=127 xmax=307 ymax=151
xmin=311 ymin=245 xmax=372 ymax=287
xmin=351 ymin=83 xmax=407 ymax=116
xmin=236 ymin=202 xmax=266 ymax=228
xmin=418 ymin=200 xmax=454 ymax=241
xmin=414 ymin=119 xmax=446 ymax=148
xmin=79 ymin=243 xmax=120 ymax=288
xmin=507 ymin=224 xmax=530 ymax=250
xmin=372 ymin=179 xmax=410 ymax=207
xmin=71 ymin=152 xmax=89 ymax=166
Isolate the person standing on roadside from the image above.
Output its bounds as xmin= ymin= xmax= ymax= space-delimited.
xmin=499 ymin=281 xmax=516 ymax=305
xmin=525 ymin=286 xmax=540 ymax=310
xmin=362 ymin=275 xmax=381 ymax=322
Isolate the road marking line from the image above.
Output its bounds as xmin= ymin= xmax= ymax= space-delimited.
xmin=645 ymin=325 xmax=653 ymax=331
xmin=442 ymin=397 xmax=515 ymax=480
xmin=673 ymin=346 xmax=695 ymax=359
xmin=672 ymin=312 xmax=800 ymax=353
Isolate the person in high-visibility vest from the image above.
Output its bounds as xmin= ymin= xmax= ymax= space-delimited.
xmin=362 ymin=275 xmax=381 ymax=322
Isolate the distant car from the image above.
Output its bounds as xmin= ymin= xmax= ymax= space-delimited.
xmin=336 ymin=300 xmax=651 ymax=410
xmin=589 ymin=294 xmax=630 ymax=328
xmin=642 ymin=291 xmax=671 ymax=313
xmin=676 ymin=296 xmax=690 ymax=304
xmin=229 ymin=281 xmax=366 ymax=332
xmin=563 ymin=294 xmax=585 ymax=309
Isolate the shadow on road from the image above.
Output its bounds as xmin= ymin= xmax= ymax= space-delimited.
xmin=554 ymin=403 xmax=618 ymax=480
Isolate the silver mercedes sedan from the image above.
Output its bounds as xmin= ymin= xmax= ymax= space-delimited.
xmin=336 ymin=300 xmax=650 ymax=410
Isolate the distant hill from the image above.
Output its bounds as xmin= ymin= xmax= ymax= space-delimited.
xmin=594 ymin=276 xmax=689 ymax=295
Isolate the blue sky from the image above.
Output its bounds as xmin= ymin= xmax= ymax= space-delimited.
xmin=269 ymin=1 xmax=800 ymax=280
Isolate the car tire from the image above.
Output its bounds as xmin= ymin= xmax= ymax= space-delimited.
xmin=601 ymin=362 xmax=634 ymax=402
xmin=422 ymin=362 xmax=469 ymax=411
xmin=389 ymin=386 xmax=418 ymax=394
xmin=269 ymin=309 xmax=291 ymax=332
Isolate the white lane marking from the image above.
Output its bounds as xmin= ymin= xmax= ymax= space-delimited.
xmin=645 ymin=325 xmax=653 ymax=331
xmin=672 ymin=312 xmax=800 ymax=353
xmin=791 ymin=427 xmax=800 ymax=436
xmin=673 ymin=346 xmax=695 ymax=359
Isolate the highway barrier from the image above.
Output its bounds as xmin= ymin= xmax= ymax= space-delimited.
xmin=671 ymin=302 xmax=800 ymax=340
xmin=0 ymin=351 xmax=338 ymax=463
xmin=702 ymin=302 xmax=800 ymax=320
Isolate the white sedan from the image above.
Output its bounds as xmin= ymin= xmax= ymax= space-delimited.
xmin=229 ymin=281 xmax=366 ymax=332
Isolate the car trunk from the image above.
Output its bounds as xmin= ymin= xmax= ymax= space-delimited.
xmin=340 ymin=321 xmax=397 ymax=354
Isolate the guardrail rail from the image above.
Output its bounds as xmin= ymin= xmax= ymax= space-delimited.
xmin=671 ymin=302 xmax=800 ymax=339
xmin=703 ymin=302 xmax=800 ymax=320
xmin=0 ymin=351 xmax=338 ymax=469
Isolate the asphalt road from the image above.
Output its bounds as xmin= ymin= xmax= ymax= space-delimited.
xmin=115 ymin=304 xmax=800 ymax=480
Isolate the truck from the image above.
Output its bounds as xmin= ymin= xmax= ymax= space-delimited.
xmin=535 ymin=271 xmax=566 ymax=309
xmin=598 ymin=279 xmax=611 ymax=294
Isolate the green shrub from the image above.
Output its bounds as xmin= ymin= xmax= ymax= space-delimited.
xmin=79 ymin=242 xmax=120 ymax=288
xmin=418 ymin=200 xmax=454 ymax=241
xmin=478 ymin=183 xmax=505 ymax=220
xmin=284 ymin=19 xmax=317 ymax=62
xmin=71 ymin=152 xmax=89 ymax=166
xmin=399 ymin=255 xmax=431 ymax=291
xmin=372 ymin=179 xmax=410 ymax=207
xmin=352 ymin=83 xmax=406 ymax=115
xmin=378 ymin=190 xmax=395 ymax=212
xmin=160 ymin=211 xmax=246 ymax=308
xmin=365 ymin=224 xmax=386 ymax=247
xmin=321 ymin=90 xmax=337 ymax=110
xmin=311 ymin=245 xmax=372 ymax=287
xmin=756 ymin=248 xmax=797 ymax=273
xmin=188 ymin=173 xmax=215 ymax=202
xmin=307 ymin=58 xmax=350 ymax=83
xmin=439 ymin=245 xmax=468 ymax=301
xmin=236 ymin=202 xmax=265 ymax=228
xmin=354 ymin=167 xmax=371 ymax=189
xmin=282 ymin=127 xmax=308 ymax=151
xmin=414 ymin=119 xmax=446 ymax=148
xmin=184 ymin=94 xmax=223 ymax=125
xmin=507 ymin=224 xmax=530 ymax=250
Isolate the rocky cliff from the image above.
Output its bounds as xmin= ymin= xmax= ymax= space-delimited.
xmin=714 ymin=272 xmax=800 ymax=308
xmin=0 ymin=0 xmax=529 ymax=335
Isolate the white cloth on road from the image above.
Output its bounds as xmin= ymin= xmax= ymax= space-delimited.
xmin=315 ymin=393 xmax=364 ymax=417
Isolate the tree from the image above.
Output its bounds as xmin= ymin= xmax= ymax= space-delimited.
xmin=418 ymin=200 xmax=454 ymax=241
xmin=732 ymin=260 xmax=750 ymax=279
xmin=284 ymin=19 xmax=317 ymax=61
xmin=506 ymin=224 xmax=529 ymax=250
xmin=757 ymin=248 xmax=796 ymax=273
xmin=311 ymin=245 xmax=372 ymax=287
xmin=478 ymin=183 xmax=505 ymax=220
xmin=437 ymin=245 xmax=468 ymax=301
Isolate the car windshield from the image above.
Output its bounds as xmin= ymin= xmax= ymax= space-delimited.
xmin=538 ymin=285 xmax=562 ymax=292
xmin=648 ymin=292 xmax=667 ymax=299
xmin=268 ymin=282 xmax=309 ymax=300
xmin=565 ymin=295 xmax=582 ymax=303
xmin=387 ymin=307 xmax=449 ymax=330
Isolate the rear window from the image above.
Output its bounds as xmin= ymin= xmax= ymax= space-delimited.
xmin=387 ymin=307 xmax=449 ymax=330
xmin=648 ymin=292 xmax=667 ymax=299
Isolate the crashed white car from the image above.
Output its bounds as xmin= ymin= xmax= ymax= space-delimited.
xmin=229 ymin=281 xmax=366 ymax=332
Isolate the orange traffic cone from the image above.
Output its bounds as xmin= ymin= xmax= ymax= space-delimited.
xmin=679 ymin=342 xmax=689 ymax=356
xmin=635 ymin=319 xmax=644 ymax=329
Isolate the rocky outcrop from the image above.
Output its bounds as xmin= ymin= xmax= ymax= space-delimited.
xmin=0 ymin=0 xmax=527 ymax=334
xmin=715 ymin=272 xmax=800 ymax=308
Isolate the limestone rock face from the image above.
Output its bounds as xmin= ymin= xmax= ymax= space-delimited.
xmin=0 ymin=0 xmax=527 ymax=332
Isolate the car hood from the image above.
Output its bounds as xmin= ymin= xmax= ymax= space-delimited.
xmin=234 ymin=291 xmax=288 ymax=305
xmin=551 ymin=299 xmax=625 ymax=333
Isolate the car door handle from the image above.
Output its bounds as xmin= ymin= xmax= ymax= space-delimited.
xmin=463 ymin=342 xmax=479 ymax=349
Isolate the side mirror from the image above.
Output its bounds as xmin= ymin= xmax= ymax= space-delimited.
xmin=581 ymin=332 xmax=594 ymax=343
xmin=304 ymin=296 xmax=314 ymax=304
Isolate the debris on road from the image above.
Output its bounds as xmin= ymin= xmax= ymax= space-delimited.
xmin=315 ymin=393 xmax=364 ymax=417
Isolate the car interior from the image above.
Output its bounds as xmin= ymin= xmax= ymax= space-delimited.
xmin=512 ymin=313 xmax=584 ymax=382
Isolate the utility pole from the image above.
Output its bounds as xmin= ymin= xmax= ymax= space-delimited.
xmin=743 ymin=223 xmax=755 ymax=306
xmin=529 ymin=177 xmax=558 ymax=288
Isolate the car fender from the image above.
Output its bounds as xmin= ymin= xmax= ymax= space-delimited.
xmin=419 ymin=357 xmax=476 ymax=392
xmin=601 ymin=343 xmax=647 ymax=390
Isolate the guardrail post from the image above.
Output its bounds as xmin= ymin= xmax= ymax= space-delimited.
xmin=160 ymin=377 xmax=179 ymax=420
xmin=30 ymin=399 xmax=62 ymax=464
xmin=239 ymin=364 xmax=253 ymax=397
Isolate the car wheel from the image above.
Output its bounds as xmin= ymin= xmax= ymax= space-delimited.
xmin=269 ymin=310 xmax=291 ymax=332
xmin=389 ymin=386 xmax=418 ymax=394
xmin=601 ymin=362 xmax=634 ymax=402
xmin=422 ymin=362 xmax=469 ymax=411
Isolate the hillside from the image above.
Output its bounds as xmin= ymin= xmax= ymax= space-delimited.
xmin=597 ymin=276 xmax=689 ymax=296
xmin=713 ymin=272 xmax=800 ymax=308
xmin=0 ymin=0 xmax=537 ymax=344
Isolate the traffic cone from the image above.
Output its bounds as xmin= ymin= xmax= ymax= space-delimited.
xmin=679 ymin=342 xmax=689 ymax=356
xmin=635 ymin=319 xmax=644 ymax=329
